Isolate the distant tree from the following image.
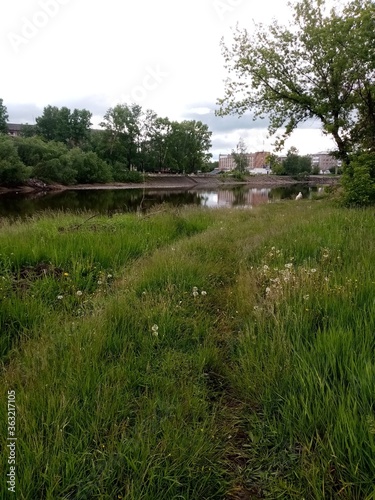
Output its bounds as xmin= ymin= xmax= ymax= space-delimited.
xmin=232 ymin=137 xmax=249 ymax=173
xmin=282 ymin=147 xmax=312 ymax=176
xmin=100 ymin=103 xmax=142 ymax=168
xmin=20 ymin=124 xmax=37 ymax=138
xmin=0 ymin=135 xmax=27 ymax=185
xmin=36 ymin=105 xmax=92 ymax=147
xmin=144 ymin=116 xmax=172 ymax=172
xmin=266 ymin=153 xmax=284 ymax=174
xmin=0 ymin=99 xmax=9 ymax=134
xmin=165 ymin=120 xmax=212 ymax=173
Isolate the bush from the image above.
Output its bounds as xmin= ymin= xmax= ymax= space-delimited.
xmin=0 ymin=136 xmax=28 ymax=185
xmin=15 ymin=137 xmax=68 ymax=167
xmin=33 ymin=157 xmax=77 ymax=185
xmin=341 ymin=153 xmax=375 ymax=206
xmin=61 ymin=149 xmax=112 ymax=184
xmin=112 ymin=162 xmax=143 ymax=183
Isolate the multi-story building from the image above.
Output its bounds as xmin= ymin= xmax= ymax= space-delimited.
xmin=310 ymin=152 xmax=341 ymax=173
xmin=218 ymin=151 xmax=270 ymax=172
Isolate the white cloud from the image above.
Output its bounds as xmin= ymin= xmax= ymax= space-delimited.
xmin=2 ymin=0 xmax=342 ymax=157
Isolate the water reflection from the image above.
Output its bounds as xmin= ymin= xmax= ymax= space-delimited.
xmin=0 ymin=185 xmax=320 ymax=218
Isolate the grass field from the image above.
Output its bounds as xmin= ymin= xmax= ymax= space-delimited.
xmin=0 ymin=199 xmax=374 ymax=499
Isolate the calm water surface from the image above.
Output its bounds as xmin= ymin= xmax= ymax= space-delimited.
xmin=0 ymin=185 xmax=323 ymax=218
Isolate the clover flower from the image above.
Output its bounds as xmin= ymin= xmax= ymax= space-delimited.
xmin=76 ymin=290 xmax=83 ymax=296
xmin=57 ymin=295 xmax=63 ymax=300
xmin=151 ymin=324 xmax=159 ymax=337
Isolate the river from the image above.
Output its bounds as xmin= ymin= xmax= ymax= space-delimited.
xmin=0 ymin=185 xmax=324 ymax=218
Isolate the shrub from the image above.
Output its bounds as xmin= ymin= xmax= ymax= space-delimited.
xmin=0 ymin=136 xmax=28 ymax=185
xmin=341 ymin=153 xmax=375 ymax=206
xmin=112 ymin=162 xmax=143 ymax=183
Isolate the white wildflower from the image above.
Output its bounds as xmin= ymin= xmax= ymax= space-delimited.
xmin=57 ymin=295 xmax=63 ymax=300
xmin=151 ymin=324 xmax=159 ymax=337
xmin=201 ymin=290 xmax=207 ymax=296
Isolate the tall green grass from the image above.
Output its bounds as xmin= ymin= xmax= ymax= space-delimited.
xmin=0 ymin=201 xmax=374 ymax=499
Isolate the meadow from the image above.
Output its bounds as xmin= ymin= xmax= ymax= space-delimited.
xmin=0 ymin=199 xmax=374 ymax=499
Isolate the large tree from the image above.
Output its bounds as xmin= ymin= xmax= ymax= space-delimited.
xmin=100 ymin=103 xmax=142 ymax=168
xmin=216 ymin=0 xmax=375 ymax=163
xmin=36 ymin=105 xmax=92 ymax=147
xmin=0 ymin=99 xmax=9 ymax=134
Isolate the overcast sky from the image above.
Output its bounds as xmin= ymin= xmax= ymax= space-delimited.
xmin=2 ymin=0 xmax=338 ymax=159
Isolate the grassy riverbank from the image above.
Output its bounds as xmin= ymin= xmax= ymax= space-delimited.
xmin=0 ymin=200 xmax=374 ymax=499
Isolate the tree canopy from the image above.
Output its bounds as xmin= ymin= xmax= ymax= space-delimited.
xmin=0 ymin=98 xmax=213 ymax=186
xmin=0 ymin=99 xmax=9 ymax=134
xmin=217 ymin=0 xmax=375 ymax=162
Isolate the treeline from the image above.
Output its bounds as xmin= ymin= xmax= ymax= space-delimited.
xmin=0 ymin=101 xmax=213 ymax=186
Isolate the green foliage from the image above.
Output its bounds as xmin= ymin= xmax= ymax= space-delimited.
xmin=20 ymin=123 xmax=37 ymax=138
xmin=36 ymin=105 xmax=92 ymax=147
xmin=0 ymin=98 xmax=9 ymax=134
xmin=63 ymin=149 xmax=113 ymax=184
xmin=2 ymin=102 xmax=214 ymax=185
xmin=282 ymin=147 xmax=312 ymax=176
xmin=112 ymin=162 xmax=143 ymax=182
xmin=341 ymin=152 xmax=375 ymax=206
xmin=0 ymin=135 xmax=27 ymax=185
xmin=15 ymin=136 xmax=68 ymax=167
xmin=231 ymin=137 xmax=248 ymax=173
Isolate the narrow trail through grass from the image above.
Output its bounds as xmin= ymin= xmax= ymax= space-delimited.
xmin=1 ymin=201 xmax=374 ymax=499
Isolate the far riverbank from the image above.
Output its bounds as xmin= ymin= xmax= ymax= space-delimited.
xmin=0 ymin=174 xmax=340 ymax=195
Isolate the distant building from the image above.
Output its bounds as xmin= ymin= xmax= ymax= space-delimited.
xmin=7 ymin=123 xmax=23 ymax=137
xmin=310 ymin=152 xmax=341 ymax=173
xmin=218 ymin=151 xmax=270 ymax=172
